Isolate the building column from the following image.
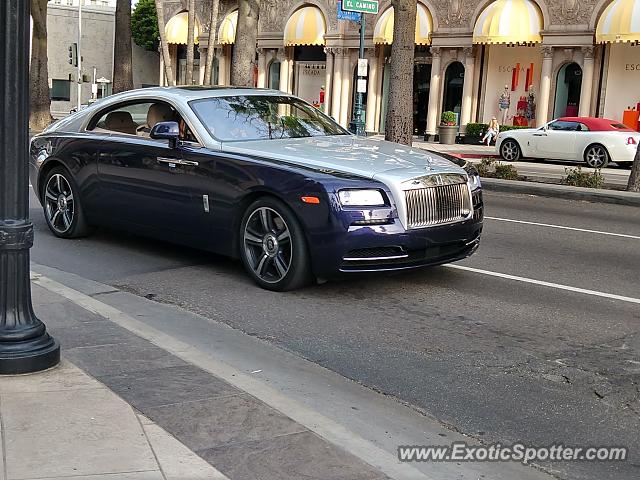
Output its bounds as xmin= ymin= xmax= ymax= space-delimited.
xmin=159 ymin=53 xmax=165 ymax=86
xmin=331 ymin=49 xmax=344 ymax=121
xmin=374 ymin=46 xmax=385 ymax=132
xmin=365 ymin=47 xmax=379 ymax=133
xmin=199 ymin=47 xmax=207 ymax=85
xmin=425 ymin=47 xmax=442 ymax=139
xmin=339 ymin=50 xmax=352 ymax=127
xmin=579 ymin=46 xmax=595 ymax=117
xmin=323 ymin=47 xmax=334 ymax=115
xmin=460 ymin=46 xmax=476 ymax=134
xmin=257 ymin=48 xmax=267 ymax=88
xmin=536 ymin=46 xmax=554 ymax=127
xmin=277 ymin=48 xmax=289 ymax=93
xmin=212 ymin=47 xmax=227 ymax=86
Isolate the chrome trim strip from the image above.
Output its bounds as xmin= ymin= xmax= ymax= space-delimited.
xmin=342 ymin=254 xmax=410 ymax=261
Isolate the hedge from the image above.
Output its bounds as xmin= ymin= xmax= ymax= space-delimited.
xmin=464 ymin=122 xmax=531 ymax=136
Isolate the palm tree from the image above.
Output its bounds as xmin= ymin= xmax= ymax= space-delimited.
xmin=30 ymin=0 xmax=53 ymax=131
xmin=204 ymin=0 xmax=220 ymax=85
xmin=628 ymin=144 xmax=640 ymax=192
xmin=231 ymin=0 xmax=259 ymax=87
xmin=185 ymin=0 xmax=196 ymax=85
xmin=113 ymin=0 xmax=134 ymax=93
xmin=384 ymin=0 xmax=416 ymax=146
xmin=155 ymin=0 xmax=176 ymax=86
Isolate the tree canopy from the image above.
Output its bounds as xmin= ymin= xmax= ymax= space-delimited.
xmin=132 ymin=0 xmax=159 ymax=51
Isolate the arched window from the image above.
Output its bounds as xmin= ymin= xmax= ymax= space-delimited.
xmin=268 ymin=61 xmax=281 ymax=90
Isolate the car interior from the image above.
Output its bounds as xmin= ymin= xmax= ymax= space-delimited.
xmin=92 ymin=102 xmax=198 ymax=143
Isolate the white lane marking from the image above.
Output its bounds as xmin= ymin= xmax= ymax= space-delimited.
xmin=485 ymin=216 xmax=640 ymax=240
xmin=31 ymin=273 xmax=430 ymax=480
xmin=445 ymin=265 xmax=640 ymax=305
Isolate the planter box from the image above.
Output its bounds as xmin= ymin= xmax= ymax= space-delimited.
xmin=438 ymin=125 xmax=458 ymax=145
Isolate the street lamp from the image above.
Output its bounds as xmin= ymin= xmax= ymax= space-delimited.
xmin=0 ymin=1 xmax=60 ymax=374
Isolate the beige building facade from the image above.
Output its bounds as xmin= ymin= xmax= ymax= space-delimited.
xmin=158 ymin=0 xmax=640 ymax=136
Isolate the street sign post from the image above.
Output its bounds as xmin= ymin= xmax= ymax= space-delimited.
xmin=343 ymin=0 xmax=378 ymax=135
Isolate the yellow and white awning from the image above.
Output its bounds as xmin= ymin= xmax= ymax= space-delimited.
xmin=473 ymin=0 xmax=543 ymax=44
xmin=373 ymin=3 xmax=433 ymax=45
xmin=218 ymin=10 xmax=238 ymax=45
xmin=165 ymin=11 xmax=200 ymax=45
xmin=597 ymin=0 xmax=640 ymax=43
xmin=284 ymin=6 xmax=326 ymax=46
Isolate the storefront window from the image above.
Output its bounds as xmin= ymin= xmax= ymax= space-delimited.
xmin=268 ymin=61 xmax=280 ymax=90
xmin=442 ymin=62 xmax=464 ymax=123
xmin=413 ymin=62 xmax=431 ymax=134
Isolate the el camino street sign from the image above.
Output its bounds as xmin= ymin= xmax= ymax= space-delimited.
xmin=342 ymin=0 xmax=379 ymax=15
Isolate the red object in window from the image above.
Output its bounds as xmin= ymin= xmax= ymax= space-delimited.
xmin=319 ymin=88 xmax=325 ymax=105
xmin=511 ymin=63 xmax=520 ymax=91
xmin=513 ymin=116 xmax=528 ymax=126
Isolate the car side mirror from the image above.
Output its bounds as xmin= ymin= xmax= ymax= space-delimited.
xmin=150 ymin=121 xmax=180 ymax=148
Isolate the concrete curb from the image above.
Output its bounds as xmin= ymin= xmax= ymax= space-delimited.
xmin=481 ymin=178 xmax=640 ymax=206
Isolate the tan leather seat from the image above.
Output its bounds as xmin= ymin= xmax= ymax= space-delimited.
xmin=147 ymin=103 xmax=174 ymax=130
xmin=104 ymin=111 xmax=137 ymax=135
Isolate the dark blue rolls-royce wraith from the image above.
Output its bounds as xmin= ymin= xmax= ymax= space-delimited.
xmin=30 ymin=87 xmax=483 ymax=290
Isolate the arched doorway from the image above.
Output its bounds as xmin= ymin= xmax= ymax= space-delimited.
xmin=268 ymin=60 xmax=280 ymax=90
xmin=442 ymin=62 xmax=464 ymax=122
xmin=413 ymin=58 xmax=431 ymax=135
xmin=554 ymin=62 xmax=582 ymax=118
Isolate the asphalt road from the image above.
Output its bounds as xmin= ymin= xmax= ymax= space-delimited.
xmin=29 ymin=187 xmax=640 ymax=480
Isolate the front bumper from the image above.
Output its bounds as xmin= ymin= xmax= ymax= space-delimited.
xmin=308 ymin=189 xmax=484 ymax=278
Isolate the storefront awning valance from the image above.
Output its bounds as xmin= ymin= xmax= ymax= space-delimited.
xmin=373 ymin=3 xmax=433 ymax=45
xmin=473 ymin=0 xmax=543 ymax=44
xmin=596 ymin=0 xmax=640 ymax=43
xmin=218 ymin=10 xmax=238 ymax=45
xmin=165 ymin=12 xmax=200 ymax=45
xmin=284 ymin=6 xmax=326 ymax=46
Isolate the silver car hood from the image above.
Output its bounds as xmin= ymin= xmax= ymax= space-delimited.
xmin=221 ymin=135 xmax=466 ymax=181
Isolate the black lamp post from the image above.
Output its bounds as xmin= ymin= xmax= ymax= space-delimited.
xmin=0 ymin=1 xmax=60 ymax=374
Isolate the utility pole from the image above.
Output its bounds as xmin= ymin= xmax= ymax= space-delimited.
xmin=0 ymin=1 xmax=60 ymax=374
xmin=77 ymin=0 xmax=83 ymax=110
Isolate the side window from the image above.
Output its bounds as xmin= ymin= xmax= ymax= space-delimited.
xmin=577 ymin=123 xmax=589 ymax=132
xmin=549 ymin=121 xmax=577 ymax=131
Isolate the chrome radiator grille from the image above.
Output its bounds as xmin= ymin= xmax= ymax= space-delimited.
xmin=404 ymin=183 xmax=472 ymax=228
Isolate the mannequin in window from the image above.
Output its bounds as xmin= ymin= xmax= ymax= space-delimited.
xmin=498 ymin=85 xmax=510 ymax=125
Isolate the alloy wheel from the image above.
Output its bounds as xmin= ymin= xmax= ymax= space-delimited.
xmin=585 ymin=146 xmax=607 ymax=168
xmin=243 ymin=207 xmax=292 ymax=284
xmin=501 ymin=141 xmax=519 ymax=161
xmin=44 ymin=173 xmax=75 ymax=234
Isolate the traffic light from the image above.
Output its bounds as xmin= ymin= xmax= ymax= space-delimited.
xmin=68 ymin=43 xmax=78 ymax=67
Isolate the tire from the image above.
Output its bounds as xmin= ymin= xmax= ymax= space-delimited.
xmin=239 ymin=197 xmax=312 ymax=291
xmin=584 ymin=144 xmax=609 ymax=168
xmin=41 ymin=166 xmax=93 ymax=239
xmin=500 ymin=139 xmax=521 ymax=162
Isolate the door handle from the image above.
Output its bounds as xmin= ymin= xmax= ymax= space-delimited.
xmin=533 ymin=133 xmax=547 ymax=137
xmin=157 ymin=157 xmax=199 ymax=167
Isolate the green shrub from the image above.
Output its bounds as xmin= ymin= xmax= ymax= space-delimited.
xmin=441 ymin=111 xmax=457 ymax=126
xmin=494 ymin=163 xmax=519 ymax=180
xmin=465 ymin=123 xmax=487 ymax=137
xmin=476 ymin=157 xmax=494 ymax=176
xmin=562 ymin=166 xmax=604 ymax=188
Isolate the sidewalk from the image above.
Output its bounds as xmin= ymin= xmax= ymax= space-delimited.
xmin=1 ymin=264 xmax=556 ymax=480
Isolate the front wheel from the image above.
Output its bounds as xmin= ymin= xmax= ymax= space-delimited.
xmin=239 ymin=197 xmax=312 ymax=291
xmin=42 ymin=167 xmax=93 ymax=239
xmin=584 ymin=145 xmax=609 ymax=168
xmin=500 ymin=139 xmax=521 ymax=162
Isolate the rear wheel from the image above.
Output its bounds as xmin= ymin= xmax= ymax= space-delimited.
xmin=584 ymin=144 xmax=609 ymax=168
xmin=42 ymin=167 xmax=92 ymax=238
xmin=240 ymin=197 xmax=312 ymax=291
xmin=500 ymin=139 xmax=521 ymax=162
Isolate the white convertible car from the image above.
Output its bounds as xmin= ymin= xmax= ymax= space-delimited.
xmin=496 ymin=117 xmax=640 ymax=168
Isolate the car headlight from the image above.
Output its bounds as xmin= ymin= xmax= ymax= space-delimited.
xmin=338 ymin=189 xmax=386 ymax=206
xmin=468 ymin=172 xmax=482 ymax=191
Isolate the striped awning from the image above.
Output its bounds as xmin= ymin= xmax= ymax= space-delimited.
xmin=473 ymin=0 xmax=543 ymax=44
xmin=597 ymin=0 xmax=640 ymax=43
xmin=284 ymin=6 xmax=326 ymax=46
xmin=218 ymin=10 xmax=238 ymax=45
xmin=373 ymin=3 xmax=433 ymax=45
xmin=165 ymin=11 xmax=200 ymax=45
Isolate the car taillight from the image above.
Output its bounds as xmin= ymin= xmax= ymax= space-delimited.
xmin=627 ymin=137 xmax=638 ymax=145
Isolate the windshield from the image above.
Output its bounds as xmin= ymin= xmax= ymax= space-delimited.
xmin=190 ymin=95 xmax=348 ymax=142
